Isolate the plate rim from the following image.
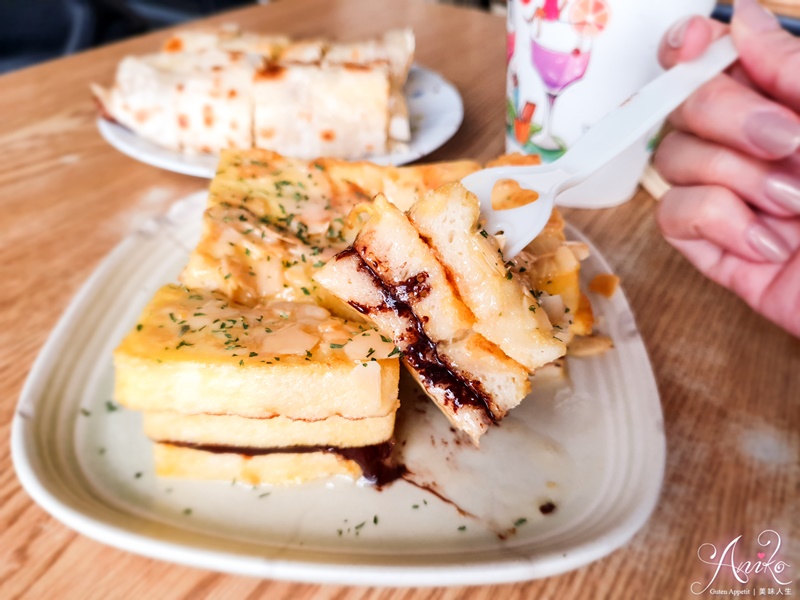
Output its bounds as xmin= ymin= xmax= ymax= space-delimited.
xmin=11 ymin=193 xmax=665 ymax=587
xmin=96 ymin=65 xmax=464 ymax=178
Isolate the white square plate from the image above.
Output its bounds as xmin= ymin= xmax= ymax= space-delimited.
xmin=12 ymin=192 xmax=664 ymax=586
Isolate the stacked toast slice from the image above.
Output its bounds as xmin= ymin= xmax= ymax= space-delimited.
xmin=114 ymin=150 xmax=482 ymax=484
xmin=315 ymin=184 xmax=566 ymax=445
xmin=114 ymin=284 xmax=400 ymax=485
xmin=114 ymin=149 xmax=599 ymax=483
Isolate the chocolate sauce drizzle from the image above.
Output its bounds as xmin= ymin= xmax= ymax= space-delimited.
xmin=338 ymin=247 xmax=496 ymax=422
xmin=166 ymin=440 xmax=406 ymax=487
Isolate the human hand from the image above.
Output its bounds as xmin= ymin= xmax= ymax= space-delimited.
xmin=653 ymin=0 xmax=800 ymax=337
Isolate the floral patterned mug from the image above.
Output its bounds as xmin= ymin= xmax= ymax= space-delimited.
xmin=506 ymin=0 xmax=716 ymax=207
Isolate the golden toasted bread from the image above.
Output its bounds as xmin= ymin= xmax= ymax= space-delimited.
xmin=180 ymin=150 xmax=482 ymax=314
xmin=114 ymin=284 xmax=399 ymax=420
xmin=314 ymin=195 xmax=536 ymax=445
xmin=315 ymin=249 xmax=518 ymax=442
xmin=408 ymin=183 xmax=565 ymax=370
xmin=115 ymin=150 xmax=605 ymax=483
xmin=143 ymin=411 xmax=395 ymax=448
xmin=154 ymin=443 xmax=363 ymax=485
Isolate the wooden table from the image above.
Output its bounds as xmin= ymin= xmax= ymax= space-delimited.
xmin=1 ymin=1 xmax=797 ymax=598
xmin=719 ymin=0 xmax=800 ymax=19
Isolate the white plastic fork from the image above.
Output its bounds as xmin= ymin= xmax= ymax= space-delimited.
xmin=461 ymin=35 xmax=739 ymax=258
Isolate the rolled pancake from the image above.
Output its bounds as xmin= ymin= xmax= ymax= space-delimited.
xmin=93 ymin=50 xmax=258 ymax=154
xmin=253 ymin=63 xmax=391 ymax=159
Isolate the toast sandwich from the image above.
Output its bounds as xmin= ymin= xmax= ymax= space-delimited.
xmin=315 ymin=188 xmax=566 ymax=444
xmin=114 ymin=284 xmax=401 ymax=484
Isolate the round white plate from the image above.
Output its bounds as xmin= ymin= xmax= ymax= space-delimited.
xmin=12 ymin=193 xmax=665 ymax=586
xmin=97 ymin=66 xmax=464 ymax=178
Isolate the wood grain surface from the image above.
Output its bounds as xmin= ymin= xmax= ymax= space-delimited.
xmin=719 ymin=0 xmax=800 ymax=18
xmin=0 ymin=1 xmax=797 ymax=598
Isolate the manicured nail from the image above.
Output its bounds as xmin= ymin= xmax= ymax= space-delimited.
xmin=744 ymin=111 xmax=800 ymax=157
xmin=765 ymin=173 xmax=800 ymax=213
xmin=734 ymin=0 xmax=780 ymax=32
xmin=746 ymin=223 xmax=791 ymax=262
xmin=667 ymin=17 xmax=692 ymax=49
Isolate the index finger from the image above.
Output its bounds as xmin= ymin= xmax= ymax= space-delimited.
xmin=732 ymin=0 xmax=800 ymax=113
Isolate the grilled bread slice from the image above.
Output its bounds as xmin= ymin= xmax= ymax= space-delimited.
xmin=179 ymin=149 xmax=361 ymax=317
xmin=348 ymin=196 xmax=532 ymax=415
xmin=408 ymin=182 xmax=565 ymax=370
xmin=114 ymin=284 xmax=399 ymax=420
xmin=322 ymin=159 xmax=481 ymax=212
xmin=353 ymin=194 xmax=475 ymax=342
xmin=143 ymin=410 xmax=395 ymax=448
xmin=487 ymin=154 xmax=595 ymax=338
xmin=153 ymin=442 xmax=364 ymax=486
xmin=314 ymin=197 xmax=533 ymax=444
xmin=314 ymin=249 xmax=511 ymax=442
xmin=180 ymin=150 xmax=481 ymax=314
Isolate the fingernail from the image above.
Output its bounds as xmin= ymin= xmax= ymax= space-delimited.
xmin=734 ymin=0 xmax=780 ymax=32
xmin=667 ymin=17 xmax=692 ymax=49
xmin=746 ymin=223 xmax=791 ymax=262
xmin=744 ymin=111 xmax=800 ymax=157
xmin=765 ymin=173 xmax=800 ymax=213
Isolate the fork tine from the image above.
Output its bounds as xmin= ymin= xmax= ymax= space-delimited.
xmin=460 ymin=165 xmax=559 ymax=258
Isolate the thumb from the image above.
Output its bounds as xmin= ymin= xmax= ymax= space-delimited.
xmin=732 ymin=0 xmax=800 ymax=113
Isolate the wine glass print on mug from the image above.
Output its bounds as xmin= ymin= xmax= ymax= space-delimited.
xmin=507 ymin=0 xmax=610 ymax=161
